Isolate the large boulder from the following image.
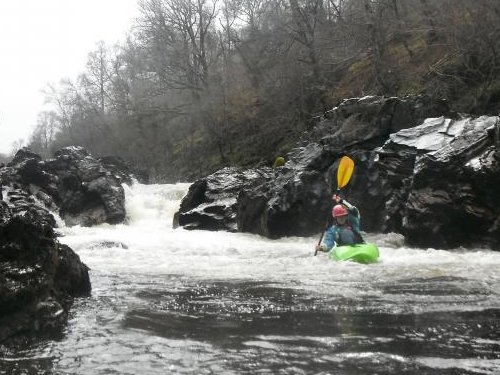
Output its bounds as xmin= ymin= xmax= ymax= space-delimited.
xmin=98 ymin=155 xmax=149 ymax=184
xmin=237 ymin=144 xmax=340 ymax=238
xmin=0 ymin=146 xmax=132 ymax=342
xmin=378 ymin=116 xmax=500 ymax=248
xmin=173 ymin=167 xmax=273 ymax=231
xmin=0 ymin=183 xmax=90 ymax=341
xmin=7 ymin=146 xmax=127 ymax=226
xmin=312 ymin=95 xmax=452 ymax=149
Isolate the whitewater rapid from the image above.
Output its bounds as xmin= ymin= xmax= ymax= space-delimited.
xmin=58 ymin=182 xmax=500 ymax=307
xmin=3 ymin=182 xmax=500 ymax=375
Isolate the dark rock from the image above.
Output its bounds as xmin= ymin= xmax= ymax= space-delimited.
xmin=54 ymin=244 xmax=91 ymax=296
xmin=316 ymin=95 xmax=453 ymax=149
xmin=87 ymin=241 xmax=128 ymax=249
xmin=47 ymin=147 xmax=126 ymax=226
xmin=232 ymin=96 xmax=453 ymax=238
xmin=237 ymin=165 xmax=330 ymax=238
xmin=98 ymin=156 xmax=133 ymax=184
xmin=174 ymin=95 xmax=500 ymax=249
xmin=176 ymin=95 xmax=451 ymax=237
xmin=7 ymin=147 xmax=41 ymax=167
xmin=99 ymin=156 xmax=149 ymax=184
xmin=0 ymin=186 xmax=90 ymax=342
xmin=173 ymin=167 xmax=273 ymax=231
xmin=3 ymin=146 xmax=127 ymax=227
xmin=0 ymin=146 xmax=136 ymax=342
xmin=33 ymin=298 xmax=66 ymax=331
xmin=379 ymin=116 xmax=500 ymax=248
xmin=235 ymin=142 xmax=339 ymax=238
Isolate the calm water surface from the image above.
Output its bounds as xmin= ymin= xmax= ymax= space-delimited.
xmin=1 ymin=183 xmax=500 ymax=374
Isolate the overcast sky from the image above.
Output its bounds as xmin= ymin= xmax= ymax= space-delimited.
xmin=0 ymin=0 xmax=139 ymax=154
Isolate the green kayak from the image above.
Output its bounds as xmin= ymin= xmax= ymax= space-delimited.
xmin=329 ymin=243 xmax=379 ymax=264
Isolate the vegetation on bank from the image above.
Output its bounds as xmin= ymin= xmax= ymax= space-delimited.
xmin=27 ymin=0 xmax=500 ymax=182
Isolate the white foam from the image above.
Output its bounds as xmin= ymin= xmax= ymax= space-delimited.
xmin=57 ymin=182 xmax=500 ymax=310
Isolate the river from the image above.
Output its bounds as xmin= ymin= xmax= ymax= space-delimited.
xmin=2 ymin=182 xmax=500 ymax=374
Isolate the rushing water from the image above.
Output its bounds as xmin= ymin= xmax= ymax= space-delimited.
xmin=2 ymin=182 xmax=500 ymax=374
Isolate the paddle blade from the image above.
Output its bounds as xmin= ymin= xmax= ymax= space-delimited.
xmin=337 ymin=156 xmax=354 ymax=189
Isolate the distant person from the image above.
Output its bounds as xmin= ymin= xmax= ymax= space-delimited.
xmin=272 ymin=156 xmax=285 ymax=168
xmin=315 ymin=194 xmax=364 ymax=252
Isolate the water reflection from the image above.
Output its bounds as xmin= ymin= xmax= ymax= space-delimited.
xmin=2 ymin=277 xmax=500 ymax=375
xmin=122 ymin=280 xmax=500 ymax=374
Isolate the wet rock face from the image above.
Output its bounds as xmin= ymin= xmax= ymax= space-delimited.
xmin=175 ymin=95 xmax=500 ymax=249
xmin=312 ymin=95 xmax=452 ymax=149
xmin=99 ymin=155 xmax=149 ymax=184
xmin=378 ymin=116 xmax=500 ymax=248
xmin=0 ymin=146 xmax=134 ymax=340
xmin=173 ymin=167 xmax=273 ymax=231
xmin=175 ymin=95 xmax=452 ymax=239
xmin=0 ymin=182 xmax=91 ymax=341
xmin=237 ymin=166 xmax=331 ymax=238
xmin=6 ymin=146 xmax=126 ymax=226
xmin=236 ymin=142 xmax=342 ymax=238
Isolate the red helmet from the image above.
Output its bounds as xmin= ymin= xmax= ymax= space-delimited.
xmin=332 ymin=204 xmax=348 ymax=217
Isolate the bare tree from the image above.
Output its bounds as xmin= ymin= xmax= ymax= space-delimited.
xmin=29 ymin=111 xmax=58 ymax=158
xmin=288 ymin=0 xmax=325 ymax=84
xmin=137 ymin=0 xmax=219 ymax=96
xmin=31 ymin=0 xmax=500 ymax=180
xmin=81 ymin=41 xmax=112 ymax=114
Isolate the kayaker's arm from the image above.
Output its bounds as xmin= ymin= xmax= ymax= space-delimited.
xmin=341 ymin=198 xmax=354 ymax=210
xmin=333 ymin=194 xmax=362 ymax=241
xmin=342 ymin=199 xmax=364 ymax=243
xmin=317 ymin=225 xmax=337 ymax=252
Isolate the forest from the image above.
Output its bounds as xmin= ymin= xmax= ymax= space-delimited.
xmin=27 ymin=0 xmax=500 ymax=182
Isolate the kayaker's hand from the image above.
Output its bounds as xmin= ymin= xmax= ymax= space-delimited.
xmin=332 ymin=194 xmax=343 ymax=204
xmin=315 ymin=245 xmax=326 ymax=253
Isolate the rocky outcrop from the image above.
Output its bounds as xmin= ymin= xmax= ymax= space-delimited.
xmin=175 ymin=96 xmax=451 ymax=236
xmin=237 ymin=144 xmax=337 ymax=238
xmin=0 ymin=146 xmax=135 ymax=341
xmin=174 ymin=95 xmax=500 ymax=249
xmin=99 ymin=155 xmax=149 ymax=184
xmin=173 ymin=167 xmax=273 ymax=231
xmin=0 ymin=183 xmax=91 ymax=342
xmin=6 ymin=146 xmax=126 ymax=226
xmin=377 ymin=116 xmax=500 ymax=248
xmin=312 ymin=95 xmax=452 ymax=148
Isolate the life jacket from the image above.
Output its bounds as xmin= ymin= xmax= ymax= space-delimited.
xmin=335 ymin=224 xmax=364 ymax=246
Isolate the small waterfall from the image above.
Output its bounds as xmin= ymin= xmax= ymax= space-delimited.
xmin=123 ymin=181 xmax=190 ymax=225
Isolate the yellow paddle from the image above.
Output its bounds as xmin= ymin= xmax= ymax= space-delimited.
xmin=336 ymin=155 xmax=354 ymax=191
xmin=314 ymin=156 xmax=355 ymax=256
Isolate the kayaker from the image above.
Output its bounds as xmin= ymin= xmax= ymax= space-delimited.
xmin=315 ymin=194 xmax=364 ymax=252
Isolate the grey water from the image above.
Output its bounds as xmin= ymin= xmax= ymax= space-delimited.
xmin=1 ymin=183 xmax=500 ymax=374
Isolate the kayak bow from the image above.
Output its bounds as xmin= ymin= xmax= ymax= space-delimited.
xmin=329 ymin=243 xmax=379 ymax=264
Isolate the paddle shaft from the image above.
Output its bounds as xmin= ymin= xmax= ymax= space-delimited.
xmin=314 ymin=219 xmax=330 ymax=256
xmin=314 ymin=189 xmax=339 ymax=256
